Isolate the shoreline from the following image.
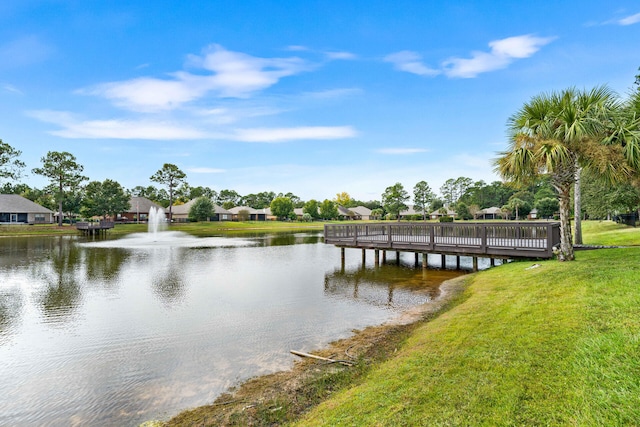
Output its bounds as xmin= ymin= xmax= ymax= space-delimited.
xmin=159 ymin=274 xmax=472 ymax=426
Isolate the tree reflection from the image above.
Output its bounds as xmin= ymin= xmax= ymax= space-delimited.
xmin=0 ymin=287 xmax=23 ymax=343
xmin=34 ymin=237 xmax=83 ymax=324
xmin=150 ymin=249 xmax=188 ymax=307
xmin=84 ymin=247 xmax=129 ymax=286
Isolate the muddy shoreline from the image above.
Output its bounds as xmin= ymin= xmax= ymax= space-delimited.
xmin=160 ymin=275 xmax=471 ymax=426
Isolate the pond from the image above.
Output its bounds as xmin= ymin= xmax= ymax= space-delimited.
xmin=0 ymin=231 xmax=467 ymax=426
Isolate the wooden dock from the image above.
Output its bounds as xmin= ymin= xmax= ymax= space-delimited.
xmin=75 ymin=220 xmax=115 ymax=236
xmin=324 ymin=222 xmax=561 ymax=270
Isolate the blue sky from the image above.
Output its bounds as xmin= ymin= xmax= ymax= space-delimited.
xmin=1 ymin=1 xmax=639 ymax=202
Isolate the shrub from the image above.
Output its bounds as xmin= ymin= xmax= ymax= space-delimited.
xmin=439 ymin=216 xmax=454 ymax=222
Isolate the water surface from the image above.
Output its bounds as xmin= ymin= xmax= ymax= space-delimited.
xmin=0 ymin=231 xmax=466 ymax=426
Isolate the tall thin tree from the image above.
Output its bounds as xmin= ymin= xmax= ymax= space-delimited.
xmin=33 ymin=151 xmax=88 ymax=226
xmin=150 ymin=163 xmax=187 ymax=223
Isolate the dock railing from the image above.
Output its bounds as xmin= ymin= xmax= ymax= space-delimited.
xmin=324 ymin=222 xmax=561 ymax=259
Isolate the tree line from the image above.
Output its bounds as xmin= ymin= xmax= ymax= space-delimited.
xmin=1 ymin=141 xmax=637 ymax=226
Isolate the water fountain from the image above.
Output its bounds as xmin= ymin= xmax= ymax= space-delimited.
xmin=80 ymin=206 xmax=253 ymax=249
xmin=147 ymin=206 xmax=167 ymax=236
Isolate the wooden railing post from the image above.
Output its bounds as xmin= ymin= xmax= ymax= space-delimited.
xmin=429 ymin=224 xmax=435 ymax=249
xmin=387 ymin=224 xmax=392 ymax=247
xmin=480 ymin=224 xmax=487 ymax=253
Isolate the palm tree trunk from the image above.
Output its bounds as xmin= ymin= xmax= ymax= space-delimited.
xmin=557 ymin=185 xmax=575 ymax=261
xmin=574 ymin=165 xmax=583 ymax=245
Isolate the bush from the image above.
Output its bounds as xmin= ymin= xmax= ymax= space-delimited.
xmin=439 ymin=216 xmax=454 ymax=222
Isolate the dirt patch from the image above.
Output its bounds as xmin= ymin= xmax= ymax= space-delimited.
xmin=162 ymin=275 xmax=471 ymax=426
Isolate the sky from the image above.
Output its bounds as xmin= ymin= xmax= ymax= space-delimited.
xmin=1 ymin=1 xmax=639 ymax=202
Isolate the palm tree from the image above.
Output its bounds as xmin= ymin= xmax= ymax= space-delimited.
xmin=495 ymin=86 xmax=640 ymax=261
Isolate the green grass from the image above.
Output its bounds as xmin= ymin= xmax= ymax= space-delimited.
xmin=581 ymin=220 xmax=640 ymax=246
xmin=0 ymin=221 xmax=328 ymax=238
xmin=296 ymin=248 xmax=640 ymax=426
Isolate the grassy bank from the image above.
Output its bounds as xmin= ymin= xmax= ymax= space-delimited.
xmin=581 ymin=220 xmax=640 ymax=246
xmin=0 ymin=221 xmax=326 ymax=237
xmin=297 ymin=244 xmax=640 ymax=425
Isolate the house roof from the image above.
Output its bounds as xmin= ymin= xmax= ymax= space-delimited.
xmin=127 ymin=197 xmax=161 ymax=213
xmin=0 ymin=194 xmax=54 ymax=213
xmin=172 ymin=199 xmax=231 ymax=215
xmin=350 ymin=206 xmax=372 ymax=215
xmin=400 ymin=205 xmax=418 ymax=216
xmin=430 ymin=207 xmax=457 ymax=216
xmin=479 ymin=206 xmax=502 ymax=214
xmin=228 ymin=206 xmax=257 ymax=214
xmin=337 ymin=205 xmax=354 ymax=216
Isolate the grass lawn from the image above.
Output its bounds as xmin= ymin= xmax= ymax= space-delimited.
xmin=296 ymin=244 xmax=640 ymax=425
xmin=0 ymin=220 xmax=327 ymax=237
xmin=581 ymin=220 xmax=640 ymax=246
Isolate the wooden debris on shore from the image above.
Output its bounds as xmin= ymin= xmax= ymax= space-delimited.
xmin=290 ymin=350 xmax=354 ymax=366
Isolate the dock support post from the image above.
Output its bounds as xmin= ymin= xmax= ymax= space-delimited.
xmin=490 ymin=258 xmax=495 ymax=267
xmin=362 ymin=249 xmax=366 ymax=265
xmin=473 ymin=257 xmax=478 ymax=272
xmin=414 ymin=253 xmax=419 ymax=267
xmin=456 ymin=256 xmax=461 ymax=270
xmin=441 ymin=254 xmax=446 ymax=269
xmin=396 ymin=251 xmax=400 ymax=265
xmin=341 ymin=247 xmax=345 ymax=264
xmin=422 ymin=253 xmax=428 ymax=269
xmin=382 ymin=250 xmax=387 ymax=263
xmin=375 ymin=249 xmax=380 ymax=266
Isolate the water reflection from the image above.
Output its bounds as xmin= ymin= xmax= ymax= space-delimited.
xmin=149 ymin=249 xmax=189 ymax=306
xmin=324 ymin=262 xmax=464 ymax=309
xmin=84 ymin=247 xmax=128 ymax=286
xmin=0 ymin=233 xmax=466 ymax=426
xmin=0 ymin=287 xmax=23 ymax=343
xmin=35 ymin=237 xmax=84 ymax=324
xmin=224 ymin=231 xmax=323 ymax=247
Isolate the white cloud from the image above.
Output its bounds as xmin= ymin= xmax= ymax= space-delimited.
xmin=302 ymin=88 xmax=362 ymax=99
xmin=80 ymin=44 xmax=310 ymax=111
xmin=187 ymin=167 xmax=226 ymax=174
xmin=234 ymin=126 xmax=357 ymax=142
xmin=443 ymin=34 xmax=555 ymax=78
xmin=3 ymin=83 xmax=22 ymax=94
xmin=285 ymin=45 xmax=309 ymax=51
xmin=325 ymin=51 xmax=357 ymax=60
xmin=376 ymin=148 xmax=428 ymax=154
xmin=383 ymin=51 xmax=440 ymax=76
xmin=619 ymin=12 xmax=640 ymax=25
xmin=28 ymin=110 xmax=206 ymax=140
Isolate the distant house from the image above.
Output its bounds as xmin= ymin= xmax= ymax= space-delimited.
xmin=350 ymin=206 xmax=373 ymax=220
xmin=0 ymin=194 xmax=55 ymax=224
xmin=228 ymin=206 xmax=267 ymax=221
xmin=399 ymin=205 xmax=420 ymax=220
xmin=337 ymin=205 xmax=356 ymax=220
xmin=119 ymin=196 xmax=163 ymax=222
xmin=430 ymin=207 xmax=457 ymax=220
xmin=527 ymin=208 xmax=538 ymax=220
xmin=171 ymin=199 xmax=232 ymax=222
xmin=293 ymin=207 xmax=305 ymax=220
xmin=476 ymin=206 xmax=503 ymax=220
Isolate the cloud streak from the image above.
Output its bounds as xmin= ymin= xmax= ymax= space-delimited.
xmin=28 ymin=110 xmax=358 ymax=143
xmin=376 ymin=148 xmax=428 ymax=154
xmin=619 ymin=12 xmax=640 ymax=26
xmin=384 ymin=51 xmax=440 ymax=76
xmin=28 ymin=110 xmax=207 ymax=140
xmin=234 ymin=126 xmax=357 ymax=142
xmin=385 ymin=34 xmax=554 ymax=79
